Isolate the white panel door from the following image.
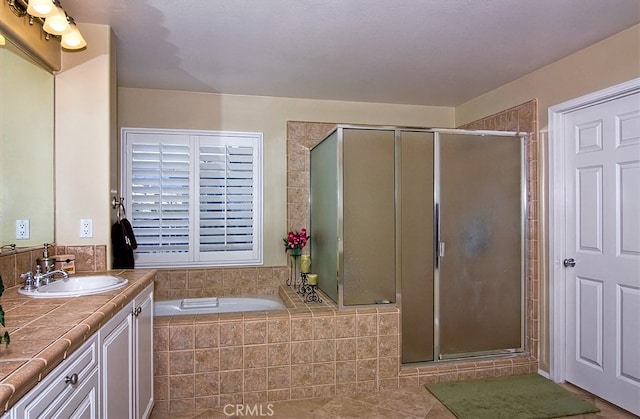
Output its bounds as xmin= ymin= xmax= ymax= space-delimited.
xmin=564 ymin=91 xmax=640 ymax=415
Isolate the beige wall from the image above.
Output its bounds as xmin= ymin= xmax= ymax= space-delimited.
xmin=117 ymin=89 xmax=454 ymax=266
xmin=456 ymin=24 xmax=640 ymax=129
xmin=55 ymin=24 xmax=116 ymax=258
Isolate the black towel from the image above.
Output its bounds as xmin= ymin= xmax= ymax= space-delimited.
xmin=112 ymin=218 xmax=137 ymax=269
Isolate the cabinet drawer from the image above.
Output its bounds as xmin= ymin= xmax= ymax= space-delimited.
xmin=12 ymin=334 xmax=99 ymax=418
xmin=47 ymin=367 xmax=99 ymax=419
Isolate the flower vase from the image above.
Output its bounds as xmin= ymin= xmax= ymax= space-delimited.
xmin=287 ymin=250 xmax=301 ymax=288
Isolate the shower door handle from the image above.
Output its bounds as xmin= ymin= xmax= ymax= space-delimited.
xmin=439 ymin=242 xmax=445 ymax=257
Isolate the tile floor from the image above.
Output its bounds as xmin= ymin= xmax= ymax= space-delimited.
xmin=150 ymin=383 xmax=637 ymax=418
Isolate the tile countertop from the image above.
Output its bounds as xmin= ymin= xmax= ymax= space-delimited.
xmin=0 ymin=269 xmax=156 ymax=411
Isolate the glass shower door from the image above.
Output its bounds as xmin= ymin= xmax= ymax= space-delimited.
xmin=437 ymin=133 xmax=524 ymax=359
xmin=400 ymin=131 xmax=435 ymax=363
xmin=310 ymin=131 xmax=339 ymax=303
xmin=342 ymin=128 xmax=396 ymax=306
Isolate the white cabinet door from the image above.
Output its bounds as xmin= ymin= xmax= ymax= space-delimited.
xmin=134 ymin=284 xmax=154 ymax=419
xmin=100 ymin=300 xmax=134 ymax=419
xmin=100 ymin=282 xmax=154 ymax=419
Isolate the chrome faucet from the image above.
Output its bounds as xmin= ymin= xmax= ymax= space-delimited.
xmin=20 ymin=271 xmax=36 ymax=291
xmin=37 ymin=268 xmax=69 ymax=285
xmin=21 ymin=265 xmax=69 ymax=290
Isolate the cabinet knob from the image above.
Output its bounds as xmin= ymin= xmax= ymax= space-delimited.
xmin=64 ymin=373 xmax=79 ymax=385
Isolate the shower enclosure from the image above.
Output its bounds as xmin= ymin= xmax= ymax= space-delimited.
xmin=310 ymin=125 xmax=527 ymax=363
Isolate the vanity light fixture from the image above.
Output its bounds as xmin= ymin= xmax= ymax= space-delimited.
xmin=7 ymin=0 xmax=86 ymax=50
xmin=60 ymin=20 xmax=85 ymax=49
xmin=25 ymin=0 xmax=54 ymax=18
xmin=42 ymin=2 xmax=70 ymax=35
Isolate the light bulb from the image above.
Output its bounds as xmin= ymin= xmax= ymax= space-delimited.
xmin=61 ymin=24 xmax=86 ymax=50
xmin=43 ymin=6 xmax=71 ymax=35
xmin=26 ymin=0 xmax=56 ymax=18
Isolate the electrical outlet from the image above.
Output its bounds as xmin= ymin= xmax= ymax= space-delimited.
xmin=16 ymin=219 xmax=30 ymax=239
xmin=80 ymin=219 xmax=93 ymax=238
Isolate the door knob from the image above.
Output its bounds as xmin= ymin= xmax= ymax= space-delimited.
xmin=563 ymin=258 xmax=576 ymax=268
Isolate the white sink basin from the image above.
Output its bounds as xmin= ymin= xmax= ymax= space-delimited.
xmin=18 ymin=275 xmax=128 ymax=298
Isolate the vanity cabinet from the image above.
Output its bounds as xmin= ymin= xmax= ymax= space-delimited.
xmin=101 ymin=282 xmax=154 ymax=419
xmin=8 ymin=335 xmax=99 ymax=418
xmin=2 ymin=283 xmax=154 ymax=419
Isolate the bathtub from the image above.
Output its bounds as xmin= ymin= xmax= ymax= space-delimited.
xmin=154 ymin=296 xmax=286 ymax=316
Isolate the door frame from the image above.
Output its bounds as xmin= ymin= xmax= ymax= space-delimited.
xmin=548 ymin=77 xmax=640 ymax=383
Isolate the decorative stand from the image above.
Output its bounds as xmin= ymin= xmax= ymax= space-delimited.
xmin=298 ymin=272 xmax=322 ymax=303
xmin=297 ymin=272 xmax=309 ymax=296
xmin=304 ymin=284 xmax=322 ymax=303
xmin=286 ymin=252 xmax=322 ymax=303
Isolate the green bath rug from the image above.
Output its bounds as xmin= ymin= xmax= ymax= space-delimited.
xmin=425 ymin=374 xmax=599 ymax=419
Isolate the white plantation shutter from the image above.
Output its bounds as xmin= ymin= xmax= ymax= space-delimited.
xmin=122 ymin=129 xmax=262 ymax=267
xmin=129 ymin=137 xmax=191 ymax=262
xmin=197 ymin=136 xmax=260 ymax=263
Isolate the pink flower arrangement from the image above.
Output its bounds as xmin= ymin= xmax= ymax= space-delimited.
xmin=283 ymin=229 xmax=309 ymax=255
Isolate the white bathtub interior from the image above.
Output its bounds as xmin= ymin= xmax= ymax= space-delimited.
xmin=154 ymin=295 xmax=286 ymax=316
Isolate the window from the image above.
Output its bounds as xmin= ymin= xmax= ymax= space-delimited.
xmin=121 ymin=128 xmax=263 ymax=267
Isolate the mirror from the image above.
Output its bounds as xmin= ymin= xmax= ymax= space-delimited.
xmin=0 ymin=32 xmax=54 ymax=249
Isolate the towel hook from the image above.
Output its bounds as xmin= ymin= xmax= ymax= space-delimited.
xmin=112 ymin=196 xmax=126 ymax=220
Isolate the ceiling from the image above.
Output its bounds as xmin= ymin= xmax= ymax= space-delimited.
xmin=61 ymin=0 xmax=640 ymax=107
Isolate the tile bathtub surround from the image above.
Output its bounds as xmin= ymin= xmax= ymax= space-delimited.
xmin=153 ymin=267 xmax=289 ymax=301
xmin=152 ymin=285 xmax=402 ymax=413
xmin=152 ymin=286 xmax=537 ymax=414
